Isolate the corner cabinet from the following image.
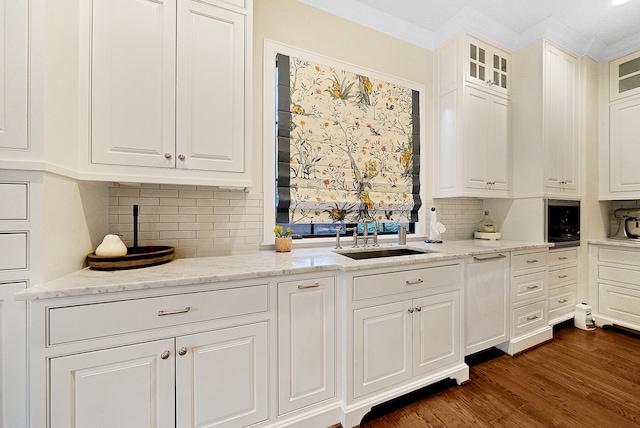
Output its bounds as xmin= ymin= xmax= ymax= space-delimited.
xmin=435 ymin=34 xmax=512 ymax=198
xmin=512 ymin=40 xmax=579 ymax=197
xmin=84 ymin=0 xmax=252 ymax=188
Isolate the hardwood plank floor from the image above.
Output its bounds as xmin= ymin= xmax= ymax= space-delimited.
xmin=359 ymin=323 xmax=640 ymax=427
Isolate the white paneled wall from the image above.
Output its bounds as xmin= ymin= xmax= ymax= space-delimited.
xmin=432 ymin=198 xmax=484 ymax=241
xmin=109 ymin=184 xmax=264 ymax=258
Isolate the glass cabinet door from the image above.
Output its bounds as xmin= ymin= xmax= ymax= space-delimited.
xmin=610 ymin=51 xmax=640 ymax=101
xmin=466 ymin=36 xmax=510 ymax=96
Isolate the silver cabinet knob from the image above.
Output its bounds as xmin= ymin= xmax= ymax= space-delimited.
xmin=178 ymin=154 xmax=185 ymax=161
xmin=164 ymin=153 xmax=172 ymax=160
xmin=178 ymin=347 xmax=187 ymax=356
xmin=160 ymin=350 xmax=170 ymax=360
xmin=415 ymin=306 xmax=422 ymax=312
xmin=408 ymin=308 xmax=414 ymax=313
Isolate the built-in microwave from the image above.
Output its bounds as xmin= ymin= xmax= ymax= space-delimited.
xmin=546 ymin=199 xmax=580 ymax=248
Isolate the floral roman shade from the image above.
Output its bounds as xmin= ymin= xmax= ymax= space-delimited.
xmin=276 ymin=54 xmax=421 ymax=224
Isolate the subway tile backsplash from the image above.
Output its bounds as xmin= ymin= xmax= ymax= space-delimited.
xmin=109 ymin=184 xmax=483 ymax=258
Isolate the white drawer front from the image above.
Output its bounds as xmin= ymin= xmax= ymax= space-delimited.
xmin=353 ymin=263 xmax=461 ymax=301
xmin=0 ymin=232 xmax=28 ymax=270
xmin=48 ymin=284 xmax=269 ymax=345
xmin=548 ymin=285 xmax=576 ymax=313
xmin=598 ymin=265 xmax=640 ymax=287
xmin=598 ymin=283 xmax=640 ymax=325
xmin=512 ymin=271 xmax=546 ymax=304
xmin=599 ymin=247 xmax=640 ymax=266
xmin=548 ymin=266 xmax=578 ymax=288
xmin=512 ymin=301 xmax=547 ymax=337
xmin=548 ymin=248 xmax=577 ymax=267
xmin=512 ymin=250 xmax=547 ymax=273
xmin=0 ymin=182 xmax=28 ymax=220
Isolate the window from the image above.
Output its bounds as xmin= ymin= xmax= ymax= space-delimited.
xmin=275 ymin=54 xmax=421 ymax=238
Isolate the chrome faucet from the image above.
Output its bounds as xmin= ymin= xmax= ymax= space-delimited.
xmin=345 ymin=226 xmax=358 ymax=248
xmin=334 ymin=226 xmax=343 ymax=249
xmin=363 ymin=219 xmax=380 ymax=247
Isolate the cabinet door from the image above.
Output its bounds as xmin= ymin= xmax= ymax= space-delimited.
xmin=610 ymin=50 xmax=640 ymax=101
xmin=50 ymin=339 xmax=175 ymax=428
xmin=91 ymin=0 xmax=177 ymax=168
xmin=466 ymin=37 xmax=510 ymax=96
xmin=0 ymin=0 xmax=28 ymax=151
xmin=464 ymin=87 xmax=510 ymax=192
xmin=353 ymin=300 xmax=413 ymax=398
xmin=176 ymin=1 xmax=246 ymax=172
xmin=610 ymin=98 xmax=640 ymax=193
xmin=0 ymin=282 xmax=27 ymax=427
xmin=465 ymin=255 xmax=509 ymax=355
xmin=413 ymin=290 xmax=461 ymax=376
xmin=175 ymin=322 xmax=268 ymax=428
xmin=278 ymin=277 xmax=335 ymax=415
xmin=544 ymin=44 xmax=578 ymax=192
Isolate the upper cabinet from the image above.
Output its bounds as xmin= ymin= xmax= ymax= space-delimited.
xmin=610 ymin=51 xmax=640 ymax=101
xmin=0 ymin=0 xmax=28 ymax=153
xmin=465 ymin=36 xmax=511 ymax=97
xmin=600 ymin=49 xmax=640 ymax=199
xmin=512 ymin=40 xmax=579 ymax=197
xmin=85 ymin=0 xmax=253 ymax=188
xmin=435 ymin=34 xmax=512 ymax=198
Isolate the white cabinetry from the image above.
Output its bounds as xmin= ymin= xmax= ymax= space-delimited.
xmin=497 ymin=249 xmax=552 ymax=355
xmin=512 ymin=40 xmax=579 ymax=197
xmin=547 ymin=247 xmax=578 ymax=325
xmin=86 ymin=0 xmax=252 ymax=188
xmin=30 ymin=282 xmax=270 ymax=428
xmin=589 ymin=244 xmax=640 ymax=332
xmin=435 ymin=34 xmax=512 ymax=198
xmin=609 ymin=50 xmax=640 ymax=101
xmin=277 ymin=275 xmax=335 ymax=415
xmin=0 ymin=0 xmax=28 ymax=153
xmin=608 ymin=97 xmax=640 ymax=193
xmin=464 ymin=253 xmax=509 ymax=355
xmin=345 ymin=262 xmax=468 ymax=427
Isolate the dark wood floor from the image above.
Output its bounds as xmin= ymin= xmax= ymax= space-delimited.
xmin=359 ymin=323 xmax=640 ymax=427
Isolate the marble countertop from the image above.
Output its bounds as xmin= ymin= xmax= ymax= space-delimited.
xmin=588 ymin=238 xmax=640 ymax=247
xmin=17 ymin=239 xmax=551 ymax=301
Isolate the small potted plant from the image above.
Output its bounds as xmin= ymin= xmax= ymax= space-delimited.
xmin=274 ymin=225 xmax=294 ymax=252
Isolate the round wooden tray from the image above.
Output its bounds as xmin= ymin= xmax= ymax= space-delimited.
xmin=87 ymin=246 xmax=175 ymax=270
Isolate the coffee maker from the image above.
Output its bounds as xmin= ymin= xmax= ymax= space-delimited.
xmin=611 ymin=208 xmax=640 ymax=240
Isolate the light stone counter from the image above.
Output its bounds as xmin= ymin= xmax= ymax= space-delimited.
xmin=17 ymin=239 xmax=551 ymax=300
xmin=589 ymin=238 xmax=640 ymax=248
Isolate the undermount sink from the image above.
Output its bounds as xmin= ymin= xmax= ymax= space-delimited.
xmin=336 ymin=247 xmax=437 ymax=260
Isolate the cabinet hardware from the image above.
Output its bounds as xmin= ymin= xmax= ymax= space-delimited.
xmin=526 ymin=315 xmax=539 ymax=321
xmin=558 ymin=275 xmax=569 ymax=279
xmin=526 ymin=259 xmax=539 ymax=263
xmin=558 ymin=257 xmax=569 ymax=260
xmin=298 ymin=283 xmax=320 ymax=289
xmin=558 ymin=299 xmax=568 ymax=304
xmin=158 ymin=307 xmax=191 ymax=316
xmin=178 ymin=347 xmax=187 ymax=356
xmin=473 ymin=254 xmax=506 ymax=262
xmin=164 ymin=153 xmax=172 ymax=160
xmin=405 ymin=279 xmax=424 ymax=285
xmin=408 ymin=308 xmax=414 ymax=313
xmin=160 ymin=350 xmax=170 ymax=360
xmin=178 ymin=154 xmax=185 ymax=161
xmin=415 ymin=306 xmax=422 ymax=312
xmin=526 ymin=285 xmax=539 ymax=290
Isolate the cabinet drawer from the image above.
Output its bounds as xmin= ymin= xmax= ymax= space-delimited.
xmin=48 ymin=284 xmax=269 ymax=345
xmin=598 ymin=265 xmax=640 ymax=287
xmin=353 ymin=263 xmax=461 ymax=301
xmin=512 ymin=250 xmax=547 ymax=273
xmin=511 ymin=301 xmax=547 ymax=337
xmin=548 ymin=266 xmax=578 ymax=288
xmin=512 ymin=271 xmax=546 ymax=304
xmin=598 ymin=283 xmax=640 ymax=325
xmin=548 ymin=284 xmax=576 ymax=314
xmin=599 ymin=247 xmax=640 ymax=267
xmin=548 ymin=248 xmax=577 ymax=267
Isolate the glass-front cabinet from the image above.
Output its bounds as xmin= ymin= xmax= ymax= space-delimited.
xmin=466 ymin=35 xmax=510 ymax=96
xmin=610 ymin=50 xmax=640 ymax=101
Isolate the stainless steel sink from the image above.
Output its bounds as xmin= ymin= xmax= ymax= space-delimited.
xmin=336 ymin=247 xmax=437 ymax=260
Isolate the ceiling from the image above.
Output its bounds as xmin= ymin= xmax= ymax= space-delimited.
xmin=299 ymin=0 xmax=640 ymax=61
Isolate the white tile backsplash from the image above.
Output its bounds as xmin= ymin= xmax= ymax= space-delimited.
xmin=432 ymin=198 xmax=484 ymax=241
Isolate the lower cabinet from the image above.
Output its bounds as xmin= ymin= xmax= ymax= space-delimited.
xmin=353 ymin=290 xmax=461 ymax=398
xmin=277 ymin=275 xmax=335 ymax=415
xmin=547 ymin=247 xmax=578 ymax=325
xmin=464 ymin=253 xmax=509 ymax=355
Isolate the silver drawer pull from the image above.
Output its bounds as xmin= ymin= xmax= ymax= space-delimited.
xmin=158 ymin=307 xmax=191 ymax=316
xmin=526 ymin=259 xmax=539 ymax=264
xmin=298 ymin=283 xmax=321 ymax=289
xmin=526 ymin=315 xmax=539 ymax=321
xmin=558 ymin=299 xmax=568 ymax=303
xmin=405 ymin=279 xmax=424 ymax=285
xmin=558 ymin=275 xmax=569 ymax=279
xmin=473 ymin=254 xmax=506 ymax=262
xmin=558 ymin=257 xmax=569 ymax=260
xmin=526 ymin=285 xmax=539 ymax=290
